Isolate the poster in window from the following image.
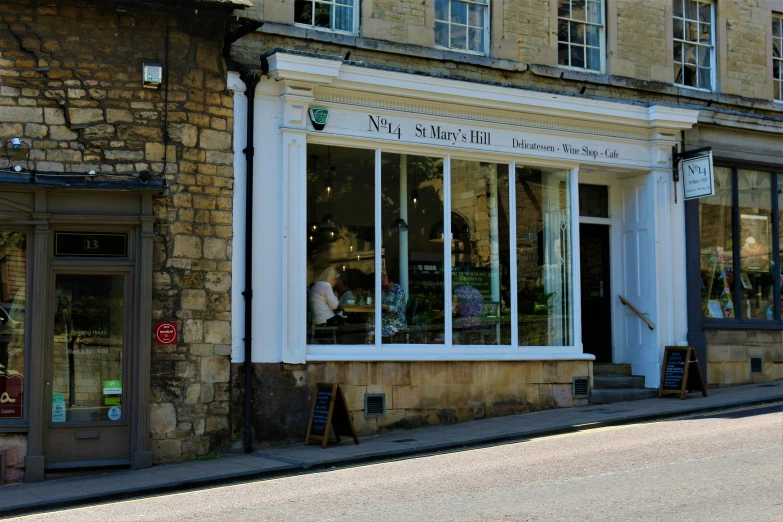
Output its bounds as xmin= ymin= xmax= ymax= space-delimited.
xmin=739 ymin=214 xmax=770 ymax=272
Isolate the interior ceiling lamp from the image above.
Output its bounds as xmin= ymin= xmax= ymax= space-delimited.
xmin=390 ymin=217 xmax=409 ymax=231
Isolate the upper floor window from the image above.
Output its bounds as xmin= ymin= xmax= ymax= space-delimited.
xmin=435 ymin=0 xmax=489 ymax=55
xmin=557 ymin=0 xmax=605 ymax=72
xmin=774 ymin=14 xmax=782 ymax=101
xmin=294 ymin=0 xmax=356 ymax=34
xmin=673 ymin=0 xmax=714 ymax=91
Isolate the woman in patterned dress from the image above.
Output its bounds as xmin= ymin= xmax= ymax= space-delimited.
xmin=367 ymin=272 xmax=407 ymax=342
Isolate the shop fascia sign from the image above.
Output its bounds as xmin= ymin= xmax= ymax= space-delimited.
xmin=675 ymin=147 xmax=714 ymax=201
xmin=308 ymin=109 xmax=654 ymax=168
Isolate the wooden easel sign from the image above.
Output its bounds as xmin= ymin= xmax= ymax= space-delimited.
xmin=659 ymin=346 xmax=708 ymax=400
xmin=305 ymin=383 xmax=359 ymax=448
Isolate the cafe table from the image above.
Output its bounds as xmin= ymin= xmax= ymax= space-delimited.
xmin=342 ymin=304 xmax=375 ymax=313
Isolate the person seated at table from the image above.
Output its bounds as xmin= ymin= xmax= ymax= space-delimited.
xmin=308 ymin=267 xmax=345 ymax=327
xmin=334 ymin=276 xmax=355 ymax=308
xmin=367 ymin=271 xmax=406 ymax=342
xmin=453 ymin=284 xmax=484 ymax=330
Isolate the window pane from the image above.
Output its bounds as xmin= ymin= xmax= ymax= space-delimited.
xmin=435 ymin=0 xmax=447 ymax=22
xmin=435 ymin=21 xmax=449 ymax=47
xmin=558 ymin=42 xmax=570 ymax=65
xmin=698 ymin=46 xmax=710 ymax=67
xmin=685 ymin=0 xmax=698 ymax=20
xmin=333 ymin=5 xmax=353 ymax=31
xmin=674 ymin=42 xmax=683 ymax=62
xmin=684 ymin=44 xmax=696 ymax=65
xmin=468 ymin=4 xmax=484 ymax=27
xmin=685 ymin=21 xmax=698 ymax=42
xmin=558 ymin=0 xmax=570 ymax=19
xmin=571 ymin=0 xmax=586 ymax=21
xmin=774 ymin=18 xmax=781 ymax=38
xmin=579 ymin=184 xmax=609 ymax=218
xmin=468 ymin=28 xmax=485 ymax=53
xmin=558 ymin=20 xmax=569 ymax=42
xmin=450 ymin=161 xmax=511 ymax=346
xmin=586 ymin=0 xmax=602 ymax=24
xmin=779 ymin=181 xmax=783 ymax=319
xmin=586 ymin=24 xmax=600 ymax=46
xmin=699 ymin=22 xmax=711 ymax=44
xmin=307 ymin=145 xmax=376 ymax=344
xmin=52 ymin=274 xmax=124 ymax=422
xmin=774 ymin=39 xmax=781 ymax=59
xmin=697 ymin=66 xmax=711 ymax=90
xmin=673 ymin=0 xmax=683 ymax=18
xmin=570 ymin=21 xmax=584 ymax=44
xmin=700 ymin=167 xmax=734 ymax=319
xmin=698 ymin=1 xmax=711 ymax=23
xmin=314 ymin=1 xmax=331 ymax=27
xmin=674 ymin=63 xmax=683 ymax=84
xmin=570 ymin=45 xmax=585 ymax=68
xmin=0 ymin=231 xmax=25 ymax=420
xmin=451 ymin=24 xmax=467 ymax=50
xmin=738 ymin=171 xmax=774 ymax=320
xmin=516 ymin=166 xmax=573 ymax=347
xmin=294 ymin=0 xmax=313 ymax=25
xmin=776 ymin=80 xmax=782 ymax=101
xmin=684 ymin=64 xmax=697 ymax=86
xmin=450 ymin=0 xmax=467 ymax=24
xmin=674 ymin=18 xmax=683 ymax=40
xmin=586 ymin=46 xmax=601 ymax=70
xmin=381 ymin=153 xmax=445 ymax=344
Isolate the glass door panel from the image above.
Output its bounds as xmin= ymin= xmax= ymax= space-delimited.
xmin=52 ymin=274 xmax=124 ymax=423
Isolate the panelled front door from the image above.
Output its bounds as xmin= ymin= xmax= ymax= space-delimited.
xmin=43 ymin=271 xmax=132 ymax=467
xmin=579 ymin=224 xmax=612 ymax=362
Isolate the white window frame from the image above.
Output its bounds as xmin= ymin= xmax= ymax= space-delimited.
xmin=672 ymin=0 xmax=716 ymax=92
xmin=556 ymin=0 xmax=606 ymax=74
xmin=434 ymin=0 xmax=491 ymax=57
xmin=304 ymin=137 xmax=583 ymax=362
xmin=293 ymin=0 xmax=360 ymax=36
xmin=774 ymin=14 xmax=783 ymax=102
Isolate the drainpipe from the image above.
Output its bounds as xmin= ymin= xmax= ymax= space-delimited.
xmin=241 ymin=72 xmax=259 ymax=453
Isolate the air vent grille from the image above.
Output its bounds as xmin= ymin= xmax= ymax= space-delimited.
xmin=364 ymin=393 xmax=386 ymax=418
xmin=572 ymin=376 xmax=590 ymax=398
xmin=750 ymin=356 xmax=763 ymax=375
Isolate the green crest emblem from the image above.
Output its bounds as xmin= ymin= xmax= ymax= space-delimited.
xmin=308 ymin=108 xmax=329 ymax=130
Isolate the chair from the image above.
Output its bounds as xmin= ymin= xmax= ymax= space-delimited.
xmin=479 ymin=301 xmax=501 ymax=345
xmin=307 ymin=308 xmax=338 ymax=344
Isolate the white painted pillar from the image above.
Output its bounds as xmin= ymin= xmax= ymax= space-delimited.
xmin=228 ymin=71 xmax=247 ymax=364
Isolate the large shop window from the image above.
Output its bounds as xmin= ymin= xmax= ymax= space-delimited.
xmin=305 ymin=145 xmax=574 ymax=348
xmin=0 ymin=230 xmax=26 ymax=422
xmin=699 ymin=167 xmax=782 ymax=323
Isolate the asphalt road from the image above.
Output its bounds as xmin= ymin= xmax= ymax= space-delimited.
xmin=14 ymin=403 xmax=783 ymax=522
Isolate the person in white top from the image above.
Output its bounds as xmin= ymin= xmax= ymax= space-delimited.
xmin=308 ymin=267 xmax=345 ymax=326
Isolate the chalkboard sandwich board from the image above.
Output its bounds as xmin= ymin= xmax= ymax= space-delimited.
xmin=659 ymin=346 xmax=708 ymax=400
xmin=305 ymin=383 xmax=359 ymax=448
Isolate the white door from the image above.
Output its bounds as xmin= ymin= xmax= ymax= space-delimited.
xmin=618 ymin=174 xmax=659 ymax=386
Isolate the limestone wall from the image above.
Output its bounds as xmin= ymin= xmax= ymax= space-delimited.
xmin=706 ymin=330 xmax=783 ymax=386
xmin=0 ymin=0 xmax=235 ymax=471
xmin=234 ymin=360 xmax=591 ymax=444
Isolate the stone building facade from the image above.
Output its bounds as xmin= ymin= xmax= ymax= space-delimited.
xmin=225 ymin=0 xmax=782 ymax=447
xmin=0 ymin=0 xmax=247 ymax=482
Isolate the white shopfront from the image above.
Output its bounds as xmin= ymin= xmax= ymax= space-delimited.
xmin=230 ymin=52 xmax=701 ymax=388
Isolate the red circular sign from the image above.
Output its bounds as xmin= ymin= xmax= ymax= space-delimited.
xmin=155 ymin=322 xmax=178 ymax=345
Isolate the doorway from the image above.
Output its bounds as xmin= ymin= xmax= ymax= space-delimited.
xmin=580 ymin=223 xmax=612 ymax=363
xmin=43 ymin=271 xmax=133 ymax=467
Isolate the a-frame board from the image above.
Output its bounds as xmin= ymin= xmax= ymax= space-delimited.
xmin=659 ymin=346 xmax=708 ymax=400
xmin=305 ymin=383 xmax=359 ymax=448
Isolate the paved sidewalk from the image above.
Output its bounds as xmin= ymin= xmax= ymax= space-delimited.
xmin=1 ymin=381 xmax=781 ymax=517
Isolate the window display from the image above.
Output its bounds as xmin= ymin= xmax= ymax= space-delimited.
xmin=0 ymin=231 xmax=25 ymax=420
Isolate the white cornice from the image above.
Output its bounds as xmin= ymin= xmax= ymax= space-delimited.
xmin=266 ymin=52 xmax=701 ymax=135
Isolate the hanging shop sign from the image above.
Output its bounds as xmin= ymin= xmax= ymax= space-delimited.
xmin=54 ymin=232 xmax=128 ymax=257
xmin=675 ymin=148 xmax=714 ymax=200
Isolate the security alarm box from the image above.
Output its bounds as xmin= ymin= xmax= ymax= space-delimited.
xmin=142 ymin=62 xmax=163 ymax=89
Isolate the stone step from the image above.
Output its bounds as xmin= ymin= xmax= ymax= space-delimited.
xmin=593 ymin=374 xmax=646 ymax=389
xmin=593 ymin=363 xmax=633 ymax=376
xmin=589 ymin=388 xmax=659 ymax=405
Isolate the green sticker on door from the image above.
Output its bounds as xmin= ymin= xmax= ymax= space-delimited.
xmin=52 ymin=393 xmax=66 ymax=423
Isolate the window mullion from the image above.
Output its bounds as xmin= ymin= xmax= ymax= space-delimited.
xmin=509 ymin=162 xmax=519 ymax=347
xmin=772 ymin=172 xmax=782 ymax=321
xmin=731 ymin=167 xmax=742 ymax=320
xmin=443 ymin=155 xmax=453 ymax=345
xmin=374 ymin=148 xmax=382 ymax=345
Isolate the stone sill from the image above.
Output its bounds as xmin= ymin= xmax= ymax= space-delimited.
xmin=253 ymin=23 xmax=782 ymax=117
xmin=0 ymin=425 xmax=29 ymax=433
xmin=701 ymin=320 xmax=783 ymax=331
